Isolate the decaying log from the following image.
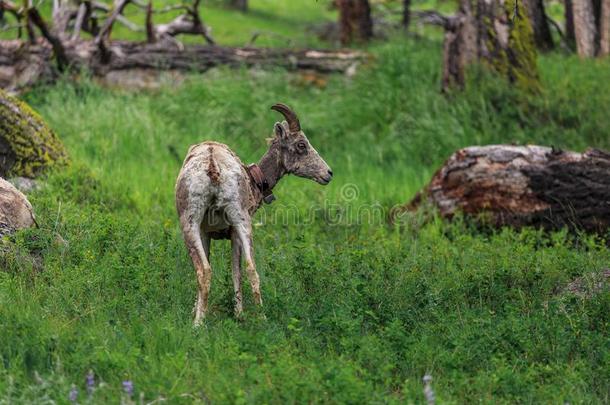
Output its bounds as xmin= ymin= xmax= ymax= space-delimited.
xmin=0 ymin=177 xmax=36 ymax=237
xmin=0 ymin=88 xmax=69 ymax=177
xmin=0 ymin=40 xmax=366 ymax=90
xmin=407 ymin=145 xmax=610 ymax=233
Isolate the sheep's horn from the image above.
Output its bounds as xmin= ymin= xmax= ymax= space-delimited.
xmin=270 ymin=103 xmax=301 ymax=133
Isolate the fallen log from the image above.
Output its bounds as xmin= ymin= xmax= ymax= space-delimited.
xmin=406 ymin=145 xmax=610 ymax=233
xmin=0 ymin=39 xmax=367 ymax=91
xmin=0 ymin=177 xmax=36 ymax=237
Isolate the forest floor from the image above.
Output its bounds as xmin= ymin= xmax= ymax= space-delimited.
xmin=1 ymin=0 xmax=610 ymax=403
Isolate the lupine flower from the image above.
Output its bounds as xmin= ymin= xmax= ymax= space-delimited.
xmin=86 ymin=370 xmax=95 ymax=396
xmin=122 ymin=380 xmax=134 ymax=397
xmin=423 ymin=374 xmax=435 ymax=405
xmin=69 ymin=385 xmax=78 ymax=402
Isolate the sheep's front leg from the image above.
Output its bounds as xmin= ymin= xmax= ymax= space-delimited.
xmin=230 ymin=229 xmax=244 ymax=317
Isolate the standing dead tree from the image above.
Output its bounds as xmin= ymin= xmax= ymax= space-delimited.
xmin=522 ymin=0 xmax=554 ymax=51
xmin=416 ymin=0 xmax=540 ymax=93
xmin=571 ymin=0 xmax=610 ymax=57
xmin=337 ymin=0 xmax=373 ymax=44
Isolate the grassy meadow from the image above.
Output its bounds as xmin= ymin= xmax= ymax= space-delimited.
xmin=1 ymin=0 xmax=610 ymax=403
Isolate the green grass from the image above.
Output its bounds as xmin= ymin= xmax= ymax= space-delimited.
xmin=2 ymin=1 xmax=610 ymax=403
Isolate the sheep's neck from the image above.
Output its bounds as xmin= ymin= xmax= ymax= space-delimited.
xmin=257 ymin=142 xmax=285 ymax=191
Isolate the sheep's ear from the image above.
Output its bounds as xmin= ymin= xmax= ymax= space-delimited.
xmin=274 ymin=122 xmax=289 ymax=139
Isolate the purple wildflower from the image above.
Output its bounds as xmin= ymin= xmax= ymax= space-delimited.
xmin=69 ymin=385 xmax=78 ymax=402
xmin=86 ymin=370 xmax=95 ymax=396
xmin=122 ymin=380 xmax=134 ymax=397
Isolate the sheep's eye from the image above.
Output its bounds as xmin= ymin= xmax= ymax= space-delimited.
xmin=297 ymin=142 xmax=307 ymax=150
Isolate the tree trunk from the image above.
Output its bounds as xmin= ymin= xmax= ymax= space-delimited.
xmin=565 ymin=0 xmax=577 ymax=47
xmin=402 ymin=0 xmax=411 ymax=29
xmin=600 ymin=0 xmax=610 ymax=55
xmin=439 ymin=0 xmax=477 ymax=91
xmin=0 ymin=177 xmax=36 ymax=237
xmin=573 ymin=0 xmax=598 ymax=57
xmin=230 ymin=0 xmax=248 ymax=12
xmin=337 ymin=0 xmax=373 ymax=44
xmin=435 ymin=0 xmax=539 ymax=92
xmin=523 ymin=0 xmax=554 ymax=50
xmin=0 ymin=40 xmax=367 ymax=91
xmin=0 ymin=88 xmax=68 ymax=178
xmin=405 ymin=145 xmax=610 ymax=233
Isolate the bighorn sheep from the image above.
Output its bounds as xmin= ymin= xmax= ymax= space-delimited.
xmin=176 ymin=103 xmax=333 ymax=325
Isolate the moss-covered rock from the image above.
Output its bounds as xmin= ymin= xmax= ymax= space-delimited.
xmin=0 ymin=89 xmax=69 ymax=178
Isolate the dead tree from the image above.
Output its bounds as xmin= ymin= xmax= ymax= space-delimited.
xmin=565 ymin=0 xmax=577 ymax=47
xmin=229 ymin=0 xmax=248 ymax=12
xmin=402 ymin=0 xmax=411 ymax=29
xmin=523 ymin=0 xmax=554 ymax=51
xmin=601 ymin=0 xmax=610 ymax=55
xmin=573 ymin=0 xmax=598 ymax=57
xmin=406 ymin=145 xmax=610 ymax=233
xmin=417 ymin=0 xmax=539 ymax=93
xmin=337 ymin=0 xmax=373 ymax=44
xmin=0 ymin=0 xmax=367 ymax=91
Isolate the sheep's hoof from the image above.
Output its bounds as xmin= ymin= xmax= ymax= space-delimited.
xmin=193 ymin=316 xmax=206 ymax=328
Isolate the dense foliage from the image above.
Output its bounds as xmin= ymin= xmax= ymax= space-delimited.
xmin=1 ymin=1 xmax=609 ymax=403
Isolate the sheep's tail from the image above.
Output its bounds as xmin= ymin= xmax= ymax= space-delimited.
xmin=206 ymin=146 xmax=221 ymax=185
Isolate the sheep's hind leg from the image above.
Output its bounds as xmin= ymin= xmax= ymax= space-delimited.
xmin=182 ymin=220 xmax=212 ymax=327
xmin=231 ymin=228 xmax=244 ymax=318
xmin=235 ymin=223 xmax=262 ymax=307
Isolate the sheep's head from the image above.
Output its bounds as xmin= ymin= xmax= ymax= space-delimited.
xmin=271 ymin=103 xmax=333 ymax=185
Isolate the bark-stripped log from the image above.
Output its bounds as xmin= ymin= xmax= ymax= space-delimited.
xmin=0 ymin=177 xmax=36 ymax=237
xmin=407 ymin=145 xmax=610 ymax=233
xmin=0 ymin=40 xmax=366 ymax=91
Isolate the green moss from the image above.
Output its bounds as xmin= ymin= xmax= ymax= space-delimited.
xmin=0 ymin=89 xmax=69 ymax=178
xmin=482 ymin=0 xmax=540 ymax=93
xmin=506 ymin=0 xmax=541 ymax=92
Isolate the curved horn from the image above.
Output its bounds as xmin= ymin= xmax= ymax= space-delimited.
xmin=270 ymin=103 xmax=301 ymax=132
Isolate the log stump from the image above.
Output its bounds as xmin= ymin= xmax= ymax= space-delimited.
xmin=407 ymin=145 xmax=610 ymax=233
xmin=0 ymin=177 xmax=36 ymax=237
xmin=0 ymin=89 xmax=69 ymax=178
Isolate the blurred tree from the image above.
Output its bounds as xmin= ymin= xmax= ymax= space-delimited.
xmin=436 ymin=0 xmax=539 ymax=92
xmin=565 ymin=0 xmax=576 ymax=47
xmin=229 ymin=0 xmax=248 ymax=12
xmin=523 ymin=0 xmax=554 ymax=50
xmin=403 ymin=0 xmax=411 ymax=29
xmin=337 ymin=0 xmax=373 ymax=44
xmin=573 ymin=0 xmax=598 ymax=56
xmin=601 ymin=0 xmax=610 ymax=55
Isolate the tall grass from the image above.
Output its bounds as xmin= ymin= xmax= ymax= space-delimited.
xmin=1 ymin=19 xmax=610 ymax=405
